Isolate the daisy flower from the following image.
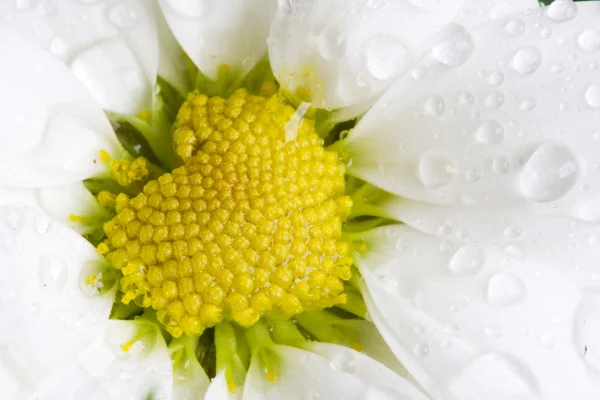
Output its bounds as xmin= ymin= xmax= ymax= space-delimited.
xmin=0 ymin=0 xmax=599 ymax=399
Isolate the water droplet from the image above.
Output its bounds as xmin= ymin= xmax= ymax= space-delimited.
xmin=520 ymin=98 xmax=537 ymax=111
xmin=491 ymin=156 xmax=511 ymax=174
xmin=440 ymin=339 xmax=452 ymax=349
xmin=365 ymin=35 xmax=409 ymax=80
xmin=503 ymin=225 xmax=522 ymax=239
xmin=329 ymin=352 xmax=357 ymax=374
xmin=551 ymin=62 xmax=565 ymax=73
xmin=444 ymin=323 xmax=461 ymax=337
xmin=448 ymin=245 xmax=485 ymax=275
xmin=505 ymin=19 xmax=525 ymax=36
xmin=410 ymin=66 xmax=428 ymax=81
xmin=34 ymin=214 xmax=52 ymax=236
xmin=39 ymin=255 xmax=68 ymax=293
xmin=432 ymin=24 xmax=474 ymax=67
xmin=483 ymin=326 xmax=502 ymax=337
xmin=588 ymin=233 xmax=600 ymax=245
xmin=413 ymin=343 xmax=430 ymax=357
xmin=37 ymin=0 xmax=57 ymax=17
xmin=379 ymin=275 xmax=398 ymax=293
xmin=505 ymin=244 xmax=526 ymax=260
xmin=164 ymin=0 xmax=204 ymax=18
xmin=488 ymin=71 xmax=504 ymax=86
xmin=413 ymin=324 xmax=426 ymax=334
xmin=578 ymin=29 xmax=600 ymax=51
xmin=108 ymin=2 xmax=138 ymax=29
xmin=465 ymin=168 xmax=482 ymax=182
xmin=520 ymin=143 xmax=579 ymax=202
xmin=539 ymin=333 xmax=554 ymax=348
xmin=419 ymin=151 xmax=457 ymax=189
xmin=574 ymin=295 xmax=600 ymax=376
xmin=511 ymin=47 xmax=542 ymax=76
xmin=423 ymin=95 xmax=445 ymax=116
xmin=458 ymin=92 xmax=475 ymax=106
xmin=4 ymin=207 xmax=25 ymax=234
xmin=487 ymin=272 xmax=526 ymax=307
xmin=474 ymin=120 xmax=505 ymax=145
xmin=50 ymin=36 xmax=69 ymax=57
xmin=438 ymin=224 xmax=452 ymax=236
xmin=547 ymin=0 xmax=577 ymax=22
xmin=585 ymin=83 xmax=600 ymax=108
xmin=484 ymin=93 xmax=505 ymax=108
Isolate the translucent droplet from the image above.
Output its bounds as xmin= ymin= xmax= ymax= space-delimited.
xmin=520 ymin=98 xmax=537 ymax=111
xmin=432 ymin=24 xmax=474 ymax=67
xmin=164 ymin=0 xmax=204 ymax=18
xmin=413 ymin=343 xmax=430 ymax=357
xmin=4 ymin=207 xmax=25 ymax=234
xmin=50 ymin=36 xmax=69 ymax=57
xmin=503 ymin=225 xmax=522 ymax=239
xmin=520 ymin=143 xmax=579 ymax=202
xmin=539 ymin=333 xmax=554 ymax=348
xmin=410 ymin=66 xmax=428 ymax=81
xmin=448 ymin=245 xmax=485 ymax=275
xmin=491 ymin=156 xmax=511 ymax=175
xmin=444 ymin=323 xmax=461 ymax=337
xmin=440 ymin=339 xmax=452 ymax=349
xmin=588 ymin=233 xmax=600 ymax=245
xmin=511 ymin=47 xmax=542 ymax=76
xmin=423 ymin=95 xmax=445 ymax=116
xmin=488 ymin=71 xmax=504 ymax=86
xmin=365 ymin=35 xmax=409 ymax=80
xmin=474 ymin=121 xmax=505 ymax=145
xmin=465 ymin=168 xmax=482 ymax=182
xmin=483 ymin=326 xmax=502 ymax=337
xmin=37 ymin=0 xmax=58 ymax=17
xmin=329 ymin=352 xmax=357 ymax=374
xmin=574 ymin=295 xmax=600 ymax=377
xmin=484 ymin=93 xmax=505 ymax=108
xmin=419 ymin=151 xmax=457 ymax=189
xmin=34 ymin=214 xmax=52 ymax=236
xmin=487 ymin=272 xmax=526 ymax=307
xmin=585 ymin=83 xmax=600 ymax=108
xmin=505 ymin=244 xmax=526 ymax=260
xmin=108 ymin=3 xmax=138 ymax=29
xmin=578 ymin=29 xmax=600 ymax=51
xmin=505 ymin=19 xmax=525 ymax=36
xmin=379 ymin=275 xmax=398 ymax=293
xmin=547 ymin=0 xmax=578 ymax=22
xmin=39 ymin=255 xmax=68 ymax=292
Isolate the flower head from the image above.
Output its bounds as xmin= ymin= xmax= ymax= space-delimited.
xmin=1 ymin=0 xmax=599 ymax=399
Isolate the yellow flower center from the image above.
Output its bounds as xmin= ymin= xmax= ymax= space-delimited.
xmin=100 ymin=89 xmax=353 ymax=337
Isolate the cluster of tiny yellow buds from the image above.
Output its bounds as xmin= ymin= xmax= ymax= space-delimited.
xmin=100 ymin=89 xmax=353 ymax=337
xmin=110 ymin=157 xmax=150 ymax=186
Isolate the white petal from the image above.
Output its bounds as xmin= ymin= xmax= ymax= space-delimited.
xmin=243 ymin=344 xmax=427 ymax=400
xmin=0 ymin=183 xmax=102 ymax=234
xmin=32 ymin=320 xmax=173 ymax=400
xmin=355 ymin=224 xmax=600 ymax=400
xmin=0 ymin=25 xmax=120 ymax=187
xmin=269 ymin=0 xmax=536 ymax=110
xmin=366 ymin=195 xmax=595 ymax=246
xmin=0 ymin=205 xmax=115 ymax=397
xmin=170 ymin=337 xmax=211 ymax=400
xmin=205 ymin=369 xmax=242 ymax=400
xmin=345 ymin=3 xmax=600 ymax=222
xmin=0 ymin=0 xmax=159 ymax=114
xmin=158 ymin=0 xmax=277 ymax=81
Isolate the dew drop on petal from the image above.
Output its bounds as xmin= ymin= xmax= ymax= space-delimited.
xmin=39 ymin=255 xmax=68 ymax=293
xmin=365 ymin=35 xmax=409 ymax=80
xmin=108 ymin=2 xmax=138 ymax=29
xmin=588 ymin=233 xmax=600 ymax=246
xmin=520 ymin=143 xmax=579 ymax=202
xmin=37 ymin=0 xmax=58 ymax=17
xmin=574 ymin=295 xmax=600 ymax=377
xmin=410 ymin=66 xmax=428 ymax=80
xmin=505 ymin=19 xmax=526 ymax=36
xmin=539 ymin=333 xmax=554 ymax=349
xmin=483 ymin=326 xmax=502 ymax=337
xmin=578 ymin=29 xmax=600 ymax=51
xmin=163 ymin=0 xmax=204 ymax=19
xmin=474 ymin=120 xmax=505 ymax=145
xmin=585 ymin=83 xmax=600 ymax=108
xmin=413 ymin=343 xmax=430 ymax=357
xmin=448 ymin=245 xmax=484 ymax=276
xmin=511 ymin=47 xmax=542 ymax=76
xmin=491 ymin=156 xmax=511 ymax=175
xmin=50 ymin=36 xmax=70 ymax=57
xmin=4 ymin=207 xmax=25 ymax=234
xmin=487 ymin=272 xmax=526 ymax=307
xmin=488 ymin=71 xmax=504 ymax=86
xmin=423 ymin=95 xmax=445 ymax=116
xmin=546 ymin=0 xmax=578 ymax=22
xmin=34 ymin=214 xmax=52 ymax=236
xmin=329 ymin=351 xmax=358 ymax=374
xmin=432 ymin=25 xmax=474 ymax=67
xmin=418 ymin=151 xmax=457 ymax=189
xmin=520 ymin=98 xmax=538 ymax=111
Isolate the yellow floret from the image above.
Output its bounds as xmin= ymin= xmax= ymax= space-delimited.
xmin=101 ymin=89 xmax=352 ymax=337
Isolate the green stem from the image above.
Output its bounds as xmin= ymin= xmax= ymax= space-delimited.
xmin=269 ymin=319 xmax=307 ymax=348
xmin=296 ymin=311 xmax=349 ymax=345
xmin=337 ymin=286 xmax=367 ymax=319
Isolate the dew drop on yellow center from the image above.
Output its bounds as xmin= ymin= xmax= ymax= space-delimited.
xmin=100 ymin=89 xmax=353 ymax=337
